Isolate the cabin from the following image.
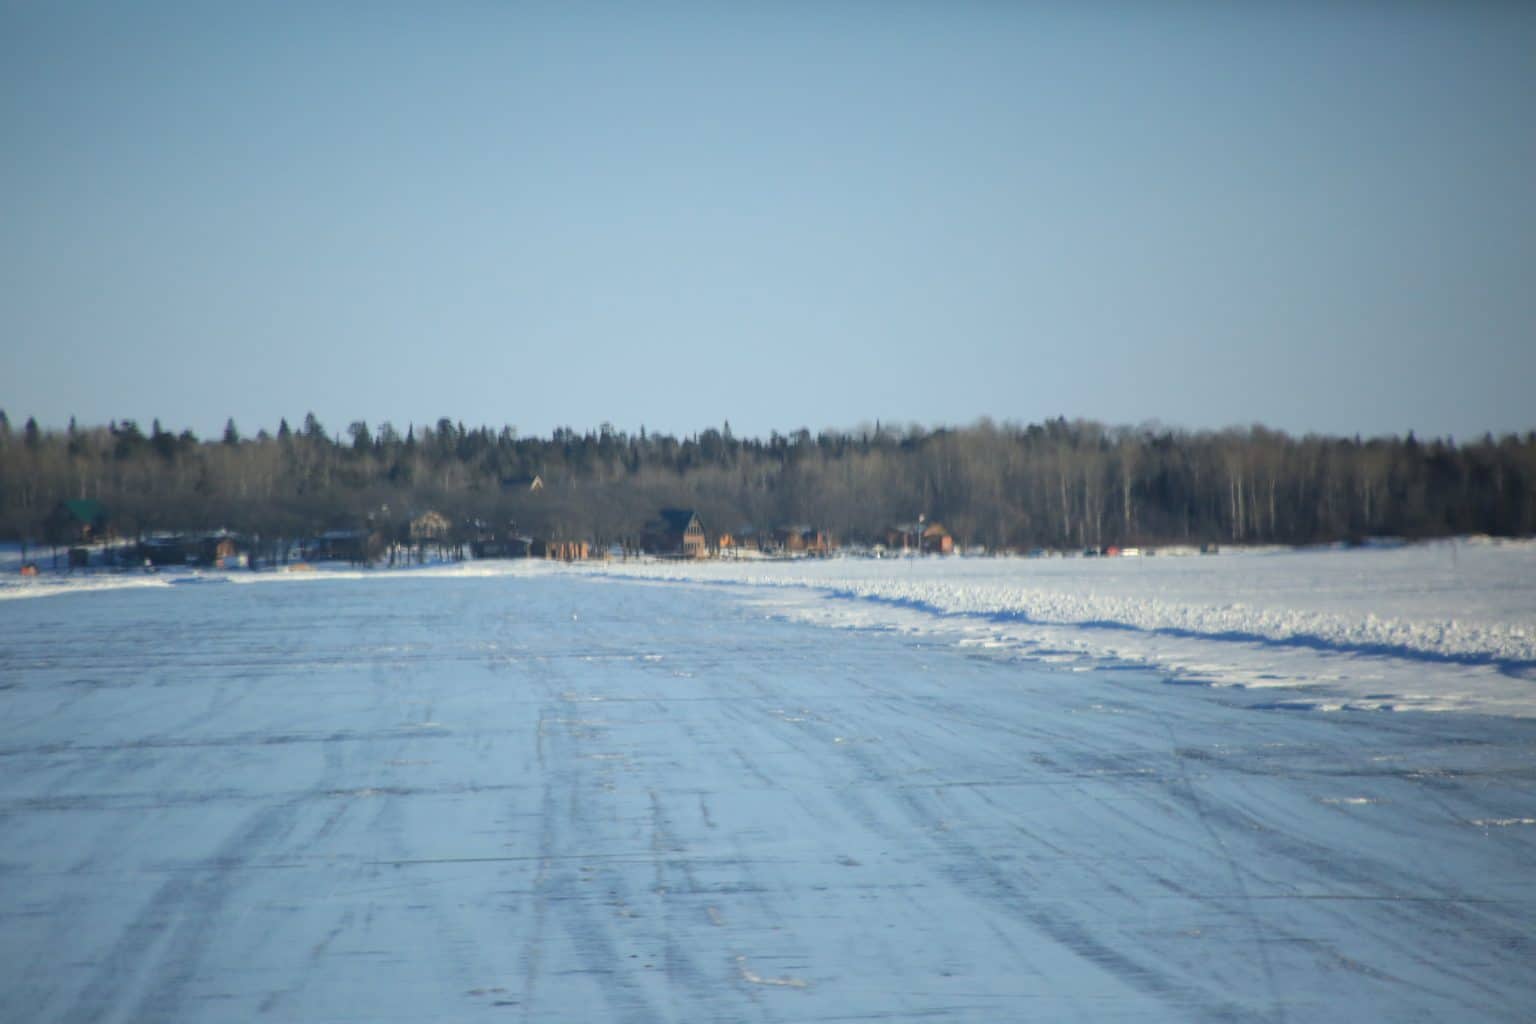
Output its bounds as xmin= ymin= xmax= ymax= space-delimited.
xmin=532 ymin=539 xmax=589 ymax=561
xmin=467 ymin=517 xmax=534 ymax=559
xmin=771 ymin=525 xmax=834 ymax=557
xmin=772 ymin=525 xmax=809 ymax=554
xmin=135 ymin=533 xmax=246 ymax=568
xmin=921 ymin=523 xmax=954 ymax=555
xmin=642 ymin=508 xmax=708 ymax=559
xmin=46 ymin=500 xmax=110 ymax=545
xmin=884 ymin=521 xmax=953 ymax=555
xmin=198 ymin=533 xmax=248 ymax=568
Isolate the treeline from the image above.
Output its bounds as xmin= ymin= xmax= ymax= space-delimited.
xmin=1 ymin=411 xmax=1533 ymax=550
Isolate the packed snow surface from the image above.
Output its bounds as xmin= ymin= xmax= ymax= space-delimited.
xmin=2 ymin=575 xmax=1534 ymax=1021
xmin=5 ymin=540 xmax=1534 ymax=715
xmin=580 ymin=540 xmax=1536 ymax=717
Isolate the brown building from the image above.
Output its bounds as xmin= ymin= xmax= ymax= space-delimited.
xmin=199 ymin=534 xmax=247 ymax=567
xmin=643 ymin=508 xmax=708 ymax=558
xmin=923 ymin=524 xmax=954 ymax=555
xmin=532 ymin=539 xmax=589 ymax=561
xmin=771 ymin=525 xmax=833 ymax=556
xmin=885 ymin=521 xmax=954 ymax=555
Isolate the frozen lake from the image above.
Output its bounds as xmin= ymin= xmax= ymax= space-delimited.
xmin=2 ymin=574 xmax=1534 ymax=1022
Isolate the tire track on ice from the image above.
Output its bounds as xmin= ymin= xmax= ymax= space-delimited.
xmin=65 ymin=791 xmax=313 ymax=1022
xmin=522 ymin=700 xmax=671 ymax=1024
xmin=757 ymin=679 xmax=1272 ymax=1020
xmin=1160 ymin=724 xmax=1287 ymax=1024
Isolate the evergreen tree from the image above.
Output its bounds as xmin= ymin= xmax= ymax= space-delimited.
xmin=0 ymin=414 xmax=1533 ymax=547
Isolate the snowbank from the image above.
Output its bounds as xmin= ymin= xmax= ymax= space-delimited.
xmin=577 ymin=541 xmax=1536 ymax=717
xmin=0 ymin=549 xmax=564 ymax=602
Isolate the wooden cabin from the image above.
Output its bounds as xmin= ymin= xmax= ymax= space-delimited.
xmin=771 ymin=525 xmax=834 ymax=557
xmin=532 ymin=539 xmax=590 ymax=562
xmin=884 ymin=521 xmax=953 ymax=555
xmin=643 ymin=508 xmax=708 ymax=559
xmin=921 ymin=523 xmax=954 ymax=555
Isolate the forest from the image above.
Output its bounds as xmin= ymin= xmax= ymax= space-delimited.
xmin=1 ymin=411 xmax=1533 ymax=551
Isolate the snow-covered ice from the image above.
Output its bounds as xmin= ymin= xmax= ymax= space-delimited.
xmin=2 ymin=570 xmax=1535 ymax=1021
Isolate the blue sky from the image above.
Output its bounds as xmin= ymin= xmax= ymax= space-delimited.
xmin=3 ymin=2 xmax=1533 ymax=442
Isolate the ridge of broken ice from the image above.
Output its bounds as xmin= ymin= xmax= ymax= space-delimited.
xmin=579 ymin=541 xmax=1536 ymax=718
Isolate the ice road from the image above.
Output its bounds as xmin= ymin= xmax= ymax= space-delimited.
xmin=1 ymin=574 xmax=1533 ymax=1022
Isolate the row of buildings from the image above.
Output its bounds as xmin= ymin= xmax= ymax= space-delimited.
xmin=629 ymin=510 xmax=954 ymax=559
xmin=30 ymin=499 xmax=963 ymax=569
xmin=471 ymin=509 xmax=842 ymax=562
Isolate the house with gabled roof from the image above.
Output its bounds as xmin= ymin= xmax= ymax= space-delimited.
xmin=46 ymin=499 xmax=110 ymax=545
xmin=642 ymin=508 xmax=708 ymax=559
